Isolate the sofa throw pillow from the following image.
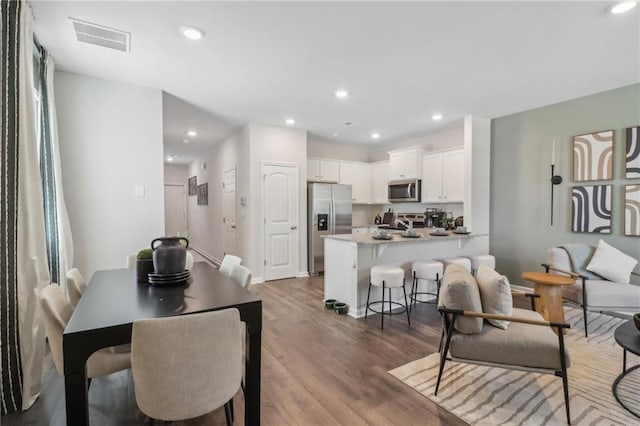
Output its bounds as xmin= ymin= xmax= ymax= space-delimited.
xmin=440 ymin=264 xmax=483 ymax=334
xmin=475 ymin=264 xmax=513 ymax=329
xmin=586 ymin=239 xmax=638 ymax=284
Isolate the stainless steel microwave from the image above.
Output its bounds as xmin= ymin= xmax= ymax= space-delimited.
xmin=388 ymin=179 xmax=421 ymax=203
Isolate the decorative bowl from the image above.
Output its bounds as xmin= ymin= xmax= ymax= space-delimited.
xmin=634 ymin=313 xmax=640 ymax=331
xmin=325 ymin=299 xmax=337 ymax=310
xmin=334 ymin=302 xmax=348 ymax=314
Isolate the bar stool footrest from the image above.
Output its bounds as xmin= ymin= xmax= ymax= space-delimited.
xmin=367 ymin=301 xmax=408 ymax=315
xmin=409 ymin=291 xmax=437 ymax=304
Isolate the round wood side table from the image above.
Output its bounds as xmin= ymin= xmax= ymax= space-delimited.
xmin=521 ymin=272 xmax=575 ymax=334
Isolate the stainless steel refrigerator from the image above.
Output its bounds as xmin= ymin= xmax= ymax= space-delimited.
xmin=308 ymin=183 xmax=352 ymax=275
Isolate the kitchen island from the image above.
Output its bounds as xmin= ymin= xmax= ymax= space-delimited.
xmin=324 ymin=229 xmax=489 ymax=318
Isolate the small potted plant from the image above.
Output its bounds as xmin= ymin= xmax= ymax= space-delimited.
xmin=136 ymin=248 xmax=154 ymax=283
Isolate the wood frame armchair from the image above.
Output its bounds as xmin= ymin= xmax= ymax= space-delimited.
xmin=436 ymin=291 xmax=572 ymax=424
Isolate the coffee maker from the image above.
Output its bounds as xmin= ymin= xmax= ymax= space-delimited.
xmin=425 ymin=209 xmax=446 ymax=228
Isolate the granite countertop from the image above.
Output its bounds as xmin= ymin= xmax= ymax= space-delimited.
xmin=325 ymin=228 xmax=474 ymax=245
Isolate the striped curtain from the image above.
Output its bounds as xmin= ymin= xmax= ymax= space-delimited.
xmin=36 ymin=44 xmax=74 ymax=287
xmin=1 ymin=0 xmax=23 ymax=415
xmin=1 ymin=0 xmax=51 ymax=414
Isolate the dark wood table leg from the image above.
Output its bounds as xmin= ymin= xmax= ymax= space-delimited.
xmin=65 ymin=369 xmax=89 ymax=425
xmin=623 ymin=349 xmax=627 ymax=373
xmin=245 ymin=307 xmax=262 ymax=425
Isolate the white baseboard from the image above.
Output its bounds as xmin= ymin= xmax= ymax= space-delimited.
xmin=251 ymin=276 xmax=265 ymax=285
xmin=296 ymin=271 xmax=309 ymax=278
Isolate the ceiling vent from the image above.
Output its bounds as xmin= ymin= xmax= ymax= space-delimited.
xmin=70 ymin=18 xmax=130 ymax=53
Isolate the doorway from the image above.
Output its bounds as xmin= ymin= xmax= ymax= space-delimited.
xmin=262 ymin=163 xmax=299 ymax=281
xmin=222 ymin=168 xmax=237 ymax=257
xmin=164 ymin=184 xmax=187 ymax=237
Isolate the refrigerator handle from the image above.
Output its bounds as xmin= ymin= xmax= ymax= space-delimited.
xmin=329 ymin=198 xmax=334 ymax=234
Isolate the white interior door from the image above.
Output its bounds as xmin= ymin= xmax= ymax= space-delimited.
xmin=222 ymin=168 xmax=237 ymax=256
xmin=263 ymin=163 xmax=299 ymax=281
xmin=164 ymin=184 xmax=186 ymax=237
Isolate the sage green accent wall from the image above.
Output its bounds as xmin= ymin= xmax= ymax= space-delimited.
xmin=491 ymin=83 xmax=640 ymax=285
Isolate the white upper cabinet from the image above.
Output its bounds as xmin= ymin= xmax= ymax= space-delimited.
xmin=370 ymin=161 xmax=389 ymax=204
xmin=388 ymin=148 xmax=423 ymax=181
xmin=421 ymin=153 xmax=444 ymax=203
xmin=339 ymin=162 xmax=371 ymax=204
xmin=442 ymin=150 xmax=464 ymax=202
xmin=307 ymin=159 xmax=340 ymax=182
xmin=421 ymin=148 xmax=464 ymax=203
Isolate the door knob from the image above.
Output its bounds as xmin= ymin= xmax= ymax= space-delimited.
xmin=291 ymin=225 xmax=298 ymax=230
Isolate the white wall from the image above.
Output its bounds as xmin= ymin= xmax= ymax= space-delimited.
xmin=55 ymin=71 xmax=164 ymax=277
xmin=369 ymin=125 xmax=464 ymax=161
xmin=249 ymin=123 xmax=308 ymax=281
xmin=164 ymin=163 xmax=188 ymax=185
xmin=307 ymin=134 xmax=371 ymax=162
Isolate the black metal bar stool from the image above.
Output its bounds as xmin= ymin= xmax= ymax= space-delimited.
xmin=365 ymin=265 xmax=410 ymax=330
xmin=410 ymin=260 xmax=444 ymax=312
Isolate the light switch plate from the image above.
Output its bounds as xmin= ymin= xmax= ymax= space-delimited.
xmin=135 ymin=185 xmax=145 ymax=197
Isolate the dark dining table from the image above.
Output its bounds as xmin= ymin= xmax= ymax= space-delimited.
xmin=63 ymin=262 xmax=262 ymax=425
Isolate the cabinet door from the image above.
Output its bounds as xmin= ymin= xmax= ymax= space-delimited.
xmin=319 ymin=160 xmax=339 ymax=183
xmin=403 ymin=149 xmax=420 ymax=179
xmin=421 ymin=153 xmax=443 ymax=203
xmin=442 ymin=150 xmax=465 ymax=202
xmin=307 ymin=159 xmax=320 ymax=181
xmin=339 ymin=162 xmax=371 ymax=204
xmin=388 ymin=152 xmax=404 ymax=181
xmin=371 ymin=162 xmax=389 ymax=204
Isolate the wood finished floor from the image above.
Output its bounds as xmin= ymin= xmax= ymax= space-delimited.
xmin=4 ymin=275 xmax=467 ymax=426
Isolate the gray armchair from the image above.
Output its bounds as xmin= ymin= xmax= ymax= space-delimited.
xmin=544 ymin=247 xmax=640 ymax=337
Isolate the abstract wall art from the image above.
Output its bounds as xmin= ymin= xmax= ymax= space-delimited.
xmin=571 ymin=185 xmax=611 ymax=233
xmin=573 ymin=130 xmax=614 ymax=181
xmin=625 ymin=185 xmax=640 ymax=236
xmin=626 ymin=126 xmax=640 ymax=179
xmin=188 ymin=176 xmax=197 ymax=195
xmin=197 ymin=183 xmax=208 ymax=205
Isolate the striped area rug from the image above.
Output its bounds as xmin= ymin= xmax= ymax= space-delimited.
xmin=389 ymin=308 xmax=640 ymax=425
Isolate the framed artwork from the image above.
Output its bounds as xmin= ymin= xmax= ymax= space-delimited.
xmin=626 ymin=126 xmax=640 ymax=179
xmin=571 ymin=185 xmax=611 ymax=234
xmin=625 ymin=184 xmax=640 ymax=236
xmin=197 ymin=183 xmax=208 ymax=205
xmin=188 ymin=176 xmax=197 ymax=196
xmin=573 ymin=130 xmax=614 ymax=181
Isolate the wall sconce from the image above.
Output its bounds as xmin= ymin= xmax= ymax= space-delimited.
xmin=550 ymin=140 xmax=563 ymax=226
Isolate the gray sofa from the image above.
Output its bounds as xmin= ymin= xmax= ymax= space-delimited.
xmin=545 ymin=247 xmax=640 ymax=337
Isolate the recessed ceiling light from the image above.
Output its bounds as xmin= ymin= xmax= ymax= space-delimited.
xmin=285 ymin=118 xmax=295 ymax=125
xmin=371 ymin=133 xmax=380 ymax=139
xmin=335 ymin=89 xmax=349 ymax=99
xmin=432 ymin=113 xmax=443 ymax=121
xmin=180 ymin=25 xmax=204 ymax=40
xmin=183 ymin=139 xmax=189 ymax=144
xmin=167 ymin=156 xmax=174 ymax=162
xmin=187 ymin=130 xmax=197 ymax=137
xmin=332 ymin=132 xmax=339 ymax=137
xmin=610 ymin=1 xmax=637 ymax=14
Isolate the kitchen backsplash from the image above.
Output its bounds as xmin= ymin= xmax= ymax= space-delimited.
xmin=352 ymin=203 xmax=464 ymax=226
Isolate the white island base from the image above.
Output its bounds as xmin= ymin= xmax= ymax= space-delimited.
xmin=324 ymin=231 xmax=489 ymax=318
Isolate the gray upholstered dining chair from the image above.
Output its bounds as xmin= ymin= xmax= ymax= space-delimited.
xmin=126 ymin=254 xmax=137 ymax=269
xmin=219 ymin=254 xmax=242 ymax=276
xmin=39 ymin=285 xmax=131 ymax=380
xmin=230 ymin=264 xmax=251 ymax=289
xmin=66 ymin=268 xmax=87 ymax=307
xmin=131 ymin=308 xmax=242 ymax=424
